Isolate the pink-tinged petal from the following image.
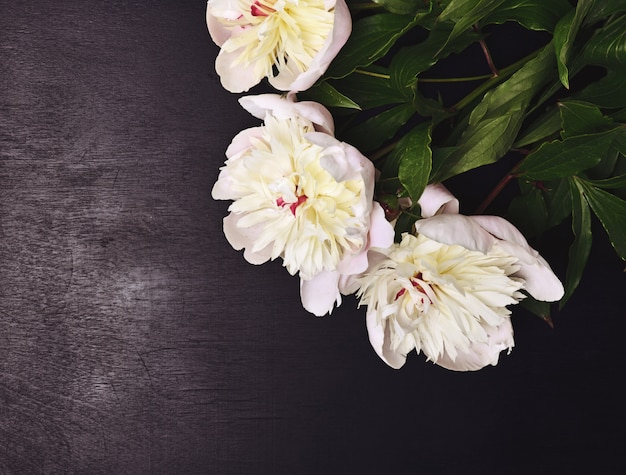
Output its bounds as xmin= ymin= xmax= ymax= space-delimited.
xmin=215 ymin=48 xmax=260 ymax=93
xmin=470 ymin=216 xmax=565 ymax=302
xmin=239 ymin=94 xmax=335 ymax=135
xmin=225 ymin=126 xmax=264 ymax=159
xmin=366 ymin=309 xmax=407 ymax=369
xmin=269 ymin=0 xmax=351 ymax=92
xmin=417 ymin=183 xmax=459 ymax=218
xmin=300 ymin=270 xmax=341 ymax=316
xmin=495 ymin=241 xmax=565 ymax=302
xmin=414 ymin=214 xmax=497 ymax=254
xmin=368 ymin=202 xmax=395 ymax=249
xmin=223 ymin=214 xmax=273 ymax=265
xmin=206 ymin=0 xmax=243 ymax=45
xmin=435 ymin=320 xmax=515 ymax=371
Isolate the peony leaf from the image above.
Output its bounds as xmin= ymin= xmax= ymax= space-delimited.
xmin=514 ymin=107 xmax=562 ymax=147
xmin=397 ymin=123 xmax=433 ymax=203
xmin=507 ymin=184 xmax=548 ymax=238
xmin=582 ymin=14 xmax=626 ymax=69
xmin=339 ymin=103 xmax=415 ymax=153
xmin=558 ymin=100 xmax=614 ymax=139
xmin=587 ymin=174 xmax=626 ymax=190
xmin=433 ymin=43 xmax=555 ymax=180
xmin=553 ymin=0 xmax=593 ymax=89
xmin=482 ymin=0 xmax=572 ymax=32
xmin=573 ymin=69 xmax=626 ymax=108
xmin=562 ymin=178 xmax=593 ymax=306
xmin=585 ymin=0 xmax=626 ymax=27
xmin=371 ymin=0 xmax=425 ymax=15
xmin=577 ymin=178 xmax=626 ymax=261
xmin=438 ymin=0 xmax=505 ymax=52
xmin=544 ymin=178 xmax=573 ymax=228
xmin=517 ymin=129 xmax=619 ymax=180
xmin=299 ymin=81 xmax=361 ymax=110
xmin=330 ymin=68 xmax=406 ymax=110
xmin=325 ymin=13 xmax=422 ymax=80
xmin=520 ymin=296 xmax=552 ymax=324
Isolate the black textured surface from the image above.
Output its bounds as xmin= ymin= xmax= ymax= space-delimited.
xmin=1 ymin=2 xmax=626 ymax=474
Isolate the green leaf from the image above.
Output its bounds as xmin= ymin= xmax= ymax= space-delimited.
xmin=573 ymin=69 xmax=626 ymax=108
xmin=394 ymin=205 xmax=421 ymax=241
xmin=433 ymin=43 xmax=556 ymax=180
xmin=577 ymin=178 xmax=626 ymax=260
xmin=514 ymin=107 xmax=562 ymax=147
xmin=517 ymin=129 xmax=619 ymax=180
xmin=588 ymin=174 xmax=626 ymax=189
xmin=330 ymin=69 xmax=405 ymax=110
xmin=558 ymin=100 xmax=614 ymax=138
xmin=438 ymin=0 xmax=505 ymax=52
xmin=520 ymin=296 xmax=553 ymax=324
xmin=582 ymin=14 xmax=626 ymax=69
xmin=562 ymin=178 xmax=593 ymax=306
xmin=544 ymin=178 xmax=573 ymax=228
xmin=299 ymin=81 xmax=361 ymax=110
xmin=397 ymin=123 xmax=433 ymax=203
xmin=325 ymin=13 xmax=421 ymax=80
xmin=585 ymin=0 xmax=626 ymax=26
xmin=340 ymin=103 xmax=415 ymax=153
xmin=372 ymin=0 xmax=424 ymax=15
xmin=553 ymin=0 xmax=594 ymax=89
xmin=481 ymin=0 xmax=572 ymax=32
xmin=507 ymin=184 xmax=548 ymax=238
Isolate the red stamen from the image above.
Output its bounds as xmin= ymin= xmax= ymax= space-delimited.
xmin=277 ymin=195 xmax=307 ymax=216
xmin=251 ymin=1 xmax=275 ymax=16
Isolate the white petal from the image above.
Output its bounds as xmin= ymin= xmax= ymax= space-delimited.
xmin=300 ymin=270 xmax=342 ymax=316
xmin=223 ymin=214 xmax=272 ymax=265
xmin=414 ymin=214 xmax=497 ymax=254
xmin=215 ymin=48 xmax=261 ymax=93
xmin=368 ymin=202 xmax=395 ymax=249
xmin=366 ymin=309 xmax=407 ymax=369
xmin=417 ymin=183 xmax=459 ymax=217
xmin=435 ymin=320 xmax=514 ymax=371
xmin=470 ymin=216 xmax=565 ymax=302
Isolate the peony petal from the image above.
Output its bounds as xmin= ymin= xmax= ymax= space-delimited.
xmin=470 ymin=216 xmax=565 ymax=302
xmin=368 ymin=202 xmax=395 ymax=249
xmin=300 ymin=270 xmax=342 ymax=316
xmin=366 ymin=309 xmax=407 ymax=369
xmin=215 ymin=48 xmax=261 ymax=93
xmin=224 ymin=126 xmax=264 ymax=159
xmin=435 ymin=320 xmax=514 ymax=371
xmin=239 ymin=94 xmax=335 ymax=135
xmin=272 ymin=0 xmax=352 ymax=92
xmin=414 ymin=214 xmax=497 ymax=254
xmin=417 ymin=183 xmax=459 ymax=218
xmin=223 ymin=214 xmax=273 ymax=265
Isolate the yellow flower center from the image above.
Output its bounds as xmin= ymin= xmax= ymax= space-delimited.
xmin=357 ymin=233 xmax=524 ymax=362
xmin=219 ymin=0 xmax=335 ymax=83
xmin=227 ymin=114 xmax=366 ymax=279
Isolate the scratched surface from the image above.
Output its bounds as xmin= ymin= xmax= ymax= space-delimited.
xmin=1 ymin=1 xmax=626 ymax=474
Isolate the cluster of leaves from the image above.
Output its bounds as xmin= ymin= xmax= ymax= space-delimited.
xmin=300 ymin=0 xmax=626 ymax=318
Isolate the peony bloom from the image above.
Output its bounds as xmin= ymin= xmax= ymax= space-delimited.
xmin=356 ymin=184 xmax=564 ymax=371
xmin=212 ymin=94 xmax=394 ymax=315
xmin=206 ymin=0 xmax=352 ymax=93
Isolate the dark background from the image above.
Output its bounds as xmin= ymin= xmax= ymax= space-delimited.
xmin=1 ymin=2 xmax=625 ymax=474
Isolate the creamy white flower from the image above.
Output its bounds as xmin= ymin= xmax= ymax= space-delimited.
xmin=358 ymin=233 xmax=524 ymax=371
xmin=357 ymin=184 xmax=565 ymax=371
xmin=206 ymin=0 xmax=351 ymax=93
xmin=212 ymin=94 xmax=394 ymax=315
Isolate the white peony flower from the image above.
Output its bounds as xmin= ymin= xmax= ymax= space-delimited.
xmin=206 ymin=0 xmax=352 ymax=93
xmin=212 ymin=94 xmax=394 ymax=315
xmin=357 ymin=184 xmax=564 ymax=371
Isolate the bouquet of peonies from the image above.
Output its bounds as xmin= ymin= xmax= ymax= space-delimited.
xmin=207 ymin=0 xmax=626 ymax=371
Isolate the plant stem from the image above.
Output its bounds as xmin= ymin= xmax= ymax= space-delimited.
xmin=452 ymin=48 xmax=542 ymax=112
xmin=474 ymin=24 xmax=499 ymax=77
xmin=370 ymin=141 xmax=398 ymax=161
xmin=474 ymin=162 xmax=521 ymax=214
xmin=349 ymin=2 xmax=384 ymax=13
xmin=354 ymin=69 xmax=390 ymax=79
xmin=419 ymin=74 xmax=493 ymax=83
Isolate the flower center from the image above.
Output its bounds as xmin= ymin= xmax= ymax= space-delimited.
xmin=251 ymin=0 xmax=276 ymax=16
